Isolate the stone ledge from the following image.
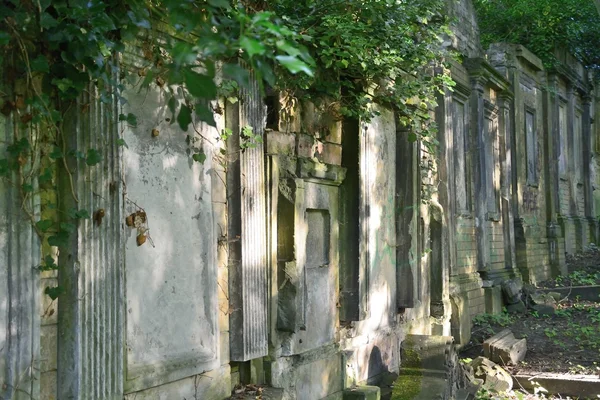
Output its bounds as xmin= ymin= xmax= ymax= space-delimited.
xmin=343 ymin=385 xmax=380 ymax=400
xmin=513 ymin=373 xmax=600 ymax=398
xmin=539 ymin=285 xmax=600 ymax=301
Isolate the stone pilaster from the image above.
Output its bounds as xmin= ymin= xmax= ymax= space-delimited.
xmin=57 ymin=87 xmax=124 ymax=399
xmin=228 ymin=71 xmax=269 ymax=361
xmin=0 ymin=97 xmax=41 ymax=400
xmin=470 ymin=77 xmax=490 ymax=272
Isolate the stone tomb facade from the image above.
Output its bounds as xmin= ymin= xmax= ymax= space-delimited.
xmin=2 ymin=0 xmax=600 ymax=399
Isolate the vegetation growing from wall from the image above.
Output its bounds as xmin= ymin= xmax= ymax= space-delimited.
xmin=0 ymin=0 xmax=452 ymax=298
xmin=269 ymin=0 xmax=453 ymax=144
xmin=0 ymin=0 xmax=314 ymax=295
xmin=474 ymin=0 xmax=600 ymax=73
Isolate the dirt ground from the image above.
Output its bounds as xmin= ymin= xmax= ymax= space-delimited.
xmin=460 ymin=247 xmax=600 ymax=377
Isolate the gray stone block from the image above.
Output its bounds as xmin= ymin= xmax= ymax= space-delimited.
xmin=484 ymin=286 xmax=503 ymax=315
xmin=472 ymin=357 xmax=513 ymax=393
xmin=506 ymin=300 xmax=526 ymax=314
xmin=483 ymin=329 xmax=527 ymax=365
xmin=533 ymin=304 xmax=555 ymax=316
xmin=501 ymin=278 xmax=523 ymax=304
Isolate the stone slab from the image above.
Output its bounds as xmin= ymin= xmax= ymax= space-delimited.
xmin=123 ymin=85 xmax=219 ymax=392
xmin=539 ymin=285 xmax=600 ymax=302
xmin=513 ymin=373 xmax=600 ymax=398
xmin=484 ymin=286 xmax=503 ymax=315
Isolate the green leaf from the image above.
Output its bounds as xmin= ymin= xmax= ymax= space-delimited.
xmin=223 ymin=63 xmax=250 ymax=88
xmin=39 ymin=167 xmax=52 ymax=184
xmin=60 ymin=222 xmax=76 ymax=233
xmin=42 ymin=255 xmax=58 ymax=270
xmin=240 ymin=36 xmax=266 ymax=58
xmin=119 ymin=113 xmax=137 ymax=127
xmin=36 ymin=219 xmax=54 ymax=232
xmin=22 ymin=183 xmax=34 ymax=193
xmin=177 ymin=105 xmax=192 ymax=131
xmin=167 ymin=96 xmax=178 ymax=116
xmin=40 ymin=12 xmax=58 ymax=29
xmin=50 ymin=110 xmax=62 ymax=123
xmin=98 ymin=41 xmax=111 ymax=57
xmin=48 ymin=231 xmax=69 ymax=247
xmin=195 ymin=102 xmax=216 ymax=127
xmin=45 ymin=286 xmax=64 ymax=300
xmin=172 ymin=42 xmax=196 ymax=66
xmin=31 ymin=56 xmax=50 ymax=73
xmin=184 ymin=70 xmax=217 ymax=99
xmin=0 ymin=32 xmax=10 ymax=46
xmin=7 ymin=138 xmax=30 ymax=156
xmin=275 ymin=56 xmax=313 ymax=76
xmin=74 ymin=209 xmax=91 ymax=219
xmin=276 ymin=40 xmax=302 ymax=58
xmin=85 ymin=149 xmax=103 ymax=166
xmin=116 ymin=138 xmax=128 ymax=148
xmin=91 ymin=13 xmax=116 ymax=32
xmin=52 ymin=78 xmax=74 ymax=93
xmin=192 ymin=152 xmax=207 ymax=163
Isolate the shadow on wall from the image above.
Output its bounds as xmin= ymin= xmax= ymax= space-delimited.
xmin=367 ymin=346 xmax=390 ymax=385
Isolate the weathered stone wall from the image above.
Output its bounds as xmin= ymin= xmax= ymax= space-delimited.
xmin=448 ymin=0 xmax=483 ymax=58
xmin=3 ymin=1 xmax=600 ymax=399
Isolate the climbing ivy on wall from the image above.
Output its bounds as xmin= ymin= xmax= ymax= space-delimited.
xmin=0 ymin=0 xmax=314 ymax=296
xmin=0 ymin=0 xmax=453 ymax=299
xmin=474 ymin=0 xmax=600 ymax=73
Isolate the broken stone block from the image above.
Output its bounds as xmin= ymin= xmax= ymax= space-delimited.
xmin=506 ymin=300 xmax=526 ymax=314
xmin=483 ymin=329 xmax=527 ymax=365
xmin=532 ymin=304 xmax=555 ymax=316
xmin=548 ymin=292 xmax=562 ymax=302
xmin=529 ymin=292 xmax=556 ymax=307
xmin=501 ymin=278 xmax=523 ymax=304
xmin=471 ymin=357 xmax=513 ymax=393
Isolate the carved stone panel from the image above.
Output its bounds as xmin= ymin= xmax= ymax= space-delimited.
xmin=122 ymin=87 xmax=219 ymax=393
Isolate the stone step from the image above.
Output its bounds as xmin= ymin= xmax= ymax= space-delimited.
xmin=402 ymin=334 xmax=455 ymax=371
xmin=343 ymin=385 xmax=381 ymax=400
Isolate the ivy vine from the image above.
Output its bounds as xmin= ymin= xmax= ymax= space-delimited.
xmin=1 ymin=0 xmax=454 ymax=300
xmin=270 ymin=0 xmax=454 ymax=147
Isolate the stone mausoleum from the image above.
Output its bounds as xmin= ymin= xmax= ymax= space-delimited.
xmin=2 ymin=0 xmax=600 ymax=399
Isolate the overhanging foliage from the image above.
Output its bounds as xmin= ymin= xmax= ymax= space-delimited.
xmin=474 ymin=0 xmax=600 ymax=73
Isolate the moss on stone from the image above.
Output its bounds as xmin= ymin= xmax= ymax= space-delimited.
xmin=390 ymin=369 xmax=423 ymax=400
